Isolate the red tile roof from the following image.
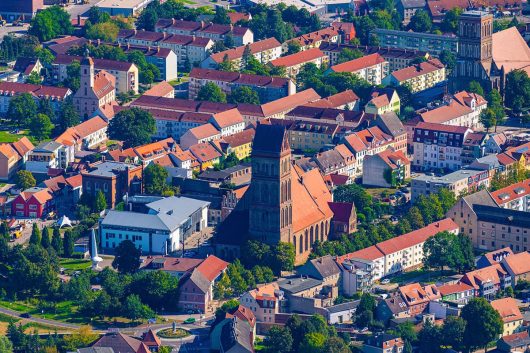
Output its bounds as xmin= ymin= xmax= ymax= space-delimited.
xmin=211 ymin=108 xmax=244 ymax=128
xmin=210 ymin=38 xmax=281 ymax=63
xmin=502 ymin=251 xmax=530 ymax=276
xmin=491 ymin=178 xmax=530 ymax=205
xmin=195 ymin=255 xmax=228 ymax=282
xmin=0 ymin=82 xmax=70 ymax=99
xmin=415 ymin=121 xmax=470 ymax=134
xmin=391 ymin=59 xmax=445 ymax=82
xmin=491 ymin=297 xmax=523 ymax=323
xmin=437 ymin=282 xmax=474 ymax=296
xmin=189 ymin=142 xmax=222 ymax=163
xmin=331 ymin=53 xmax=386 ymax=73
xmin=270 ymin=48 xmax=327 ymax=68
xmin=337 ymin=245 xmax=384 ymax=263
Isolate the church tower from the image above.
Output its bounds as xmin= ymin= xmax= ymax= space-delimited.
xmin=249 ymin=124 xmax=293 ymax=245
xmin=80 ymin=50 xmax=95 ymax=97
xmin=456 ymin=10 xmax=493 ymax=82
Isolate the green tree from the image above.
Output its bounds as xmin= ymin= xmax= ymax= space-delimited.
xmin=403 ymin=340 xmax=413 ymax=353
xmin=108 ymin=108 xmax=156 ymax=148
xmin=406 ymin=206 xmax=425 ymax=229
xmin=487 ymin=89 xmax=504 ymax=121
xmin=441 ymin=7 xmax=463 ymax=33
xmin=0 ymin=336 xmax=13 ymax=353
xmin=263 ymin=326 xmax=293 ymax=353
xmin=51 ymin=227 xmax=63 ymax=255
xmin=130 ymin=270 xmax=180 ymax=310
xmin=144 ymin=163 xmax=169 ymax=195
xmin=196 ymin=82 xmax=227 ymax=103
xmin=300 ymin=332 xmax=326 ymax=353
xmin=26 ymin=71 xmax=41 ymax=85
xmin=218 ymin=54 xmax=235 ymax=72
xmin=227 ymin=86 xmax=260 ymax=104
xmin=505 ymin=70 xmax=530 ymax=116
xmin=124 ymin=294 xmax=154 ymax=321
xmin=461 ymin=298 xmax=503 ymax=352
xmin=38 ymin=98 xmax=54 ymax=120
xmin=41 ymin=227 xmax=51 ymax=249
xmin=95 ymin=190 xmax=107 ymax=212
xmin=323 ymin=336 xmax=350 ymax=353
xmin=286 ymin=41 xmax=301 ymax=55
xmin=480 ymin=108 xmax=497 ymax=132
xmin=15 ymin=170 xmax=36 ymax=190
xmin=418 ymin=321 xmax=442 ymax=353
xmin=112 ymin=240 xmax=141 ymax=274
xmin=441 ymin=316 xmax=466 ymax=351
xmin=58 ymin=98 xmax=80 ymax=131
xmin=409 ymin=10 xmax=432 ymax=32
xmin=214 ymin=271 xmax=232 ymax=299
xmin=62 ymin=326 xmax=98 ymax=351
xmin=29 ymin=6 xmax=73 ymax=42
xmin=63 ymin=230 xmax=75 ymax=257
xmin=274 ymin=242 xmax=295 ymax=273
xmin=213 ymin=6 xmax=231 ymax=24
xmin=439 ymin=50 xmax=456 ymax=73
xmin=29 ymin=113 xmax=53 ymax=141
xmin=86 ymin=22 xmax=120 ymax=42
xmin=358 ymin=292 xmax=376 ymax=313
xmin=7 ymin=92 xmax=37 ymax=127
xmin=29 ymin=223 xmax=42 ymax=246
xmin=337 ymin=48 xmax=364 ymax=64
xmin=468 ymin=80 xmax=485 ymax=97
xmin=64 ymin=60 xmax=81 ymax=91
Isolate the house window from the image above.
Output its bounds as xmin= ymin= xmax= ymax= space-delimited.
xmin=16 ymin=204 xmax=23 ymax=209
xmin=29 ymin=205 xmax=37 ymax=210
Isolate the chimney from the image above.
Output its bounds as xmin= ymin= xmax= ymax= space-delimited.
xmin=201 ymin=20 xmax=205 ymax=28
xmin=77 ymin=15 xmax=81 ymax=26
xmin=134 ymin=29 xmax=137 ymax=35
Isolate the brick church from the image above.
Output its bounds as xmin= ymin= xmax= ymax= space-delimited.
xmin=216 ymin=123 xmax=356 ymax=264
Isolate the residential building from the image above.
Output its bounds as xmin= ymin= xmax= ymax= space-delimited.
xmin=501 ymin=251 xmax=530 ymax=286
xmin=287 ymin=121 xmax=339 ymax=152
xmin=284 ymin=26 xmax=341 ymax=52
xmin=376 ymin=112 xmax=408 ymax=154
xmin=338 ymin=219 xmax=458 ymax=280
xmin=220 ymin=129 xmax=255 ymax=160
xmin=365 ymin=89 xmax=401 ymax=116
xmin=81 ymin=161 xmax=142 ymax=208
xmin=328 ymin=53 xmax=389 ymax=85
xmin=198 ymin=164 xmax=252 ymax=187
xmin=383 ymin=59 xmax=446 ymax=93
xmin=460 ymin=263 xmax=512 ymax=299
xmin=372 ymin=28 xmax=458 ymax=55
xmin=411 ymin=168 xmax=490 ymax=201
xmin=202 ymin=38 xmax=282 ymax=70
xmin=328 ymin=201 xmax=357 ymax=236
xmin=13 ymin=57 xmax=43 ymax=83
xmin=155 ymin=19 xmax=253 ymax=46
xmin=437 ymin=282 xmax=475 ymax=304
xmin=461 ymin=132 xmax=488 ymax=166
xmin=99 ymin=196 xmax=209 ymax=253
xmin=240 ymin=283 xmax=285 ymax=323
xmin=333 ymin=144 xmax=357 ymax=179
xmin=496 ymin=331 xmax=530 ymax=353
xmin=376 ymin=295 xmax=410 ymax=322
xmin=96 ymin=0 xmax=154 ymax=16
xmin=89 ymin=332 xmax=152 ymax=353
xmin=270 ymin=48 xmax=329 ymax=79
xmin=399 ymin=283 xmax=441 ymax=316
xmin=412 ymin=122 xmax=472 ymax=172
xmin=397 ymin=0 xmax=426 ymax=24
xmin=180 ymin=124 xmax=222 ymax=150
xmin=477 ymin=247 xmax=514 ymax=269
xmin=54 ymin=116 xmax=108 ymax=152
xmin=0 ymin=82 xmax=71 ymax=115
xmin=118 ymin=138 xmax=181 ymax=167
xmin=304 ymin=90 xmax=360 ymax=111
xmin=26 ymin=141 xmax=63 ymax=175
xmin=178 ymin=255 xmax=229 ymax=313
xmin=418 ymin=91 xmax=488 ymax=129
xmin=0 ymin=0 xmax=44 ymax=22
xmin=53 ymin=54 xmax=138 ymax=94
xmin=0 ymin=138 xmax=34 ymax=181
xmin=339 ymin=256 xmax=375 ymax=295
xmin=363 ymin=149 xmax=410 ymax=188
xmin=362 ymin=334 xmax=404 ymax=353
xmin=491 ymin=298 xmax=523 ymax=336
xmin=188 ymin=68 xmax=295 ymax=103
xmin=209 ymin=109 xmax=245 ymax=137
xmin=320 ymin=42 xmax=429 ymax=71
xmin=210 ymin=306 xmax=255 ymax=353
xmin=117 ymin=29 xmax=214 ymax=68
xmin=188 ymin=142 xmax=222 ymax=171
xmin=73 ymin=55 xmax=116 ymax=119
xmin=298 ymin=255 xmax=341 ymax=287
xmin=11 ymin=187 xmax=53 ymax=218
xmin=490 ymin=178 xmax=530 ymax=212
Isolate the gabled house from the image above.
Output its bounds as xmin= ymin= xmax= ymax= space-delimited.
xmin=398 ymin=283 xmax=441 ymax=317
xmin=298 ymin=255 xmax=341 ymax=287
xmin=491 ymin=297 xmax=523 ymax=336
xmin=460 ymin=263 xmax=512 ymax=300
xmin=240 ymin=283 xmax=284 ymax=323
xmin=437 ymin=282 xmax=475 ymax=304
xmin=328 ymin=202 xmax=357 ymax=236
xmin=210 ymin=305 xmax=256 ymax=353
xmin=11 ymin=187 xmax=53 ymax=218
xmin=501 ymin=251 xmax=530 ymax=286
xmin=178 ymin=255 xmax=229 ymax=313
xmin=91 ymin=332 xmax=151 ymax=353
xmin=0 ymin=137 xmax=34 ymax=181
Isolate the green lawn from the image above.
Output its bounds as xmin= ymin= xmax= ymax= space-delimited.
xmin=59 ymin=258 xmax=92 ymax=272
xmin=0 ymin=130 xmax=36 ymax=144
xmin=0 ymin=300 xmax=34 ymax=313
xmin=0 ymin=312 xmax=19 ymax=323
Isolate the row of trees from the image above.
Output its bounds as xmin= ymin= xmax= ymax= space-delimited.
xmin=214 ymin=259 xmax=274 ymax=299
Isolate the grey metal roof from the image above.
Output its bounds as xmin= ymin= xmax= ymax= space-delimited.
xmin=377 ymin=111 xmax=405 ymax=137
xmin=34 ymin=140 xmax=62 ymax=153
xmin=399 ymin=0 xmax=425 ymax=8
xmin=278 ymin=277 xmax=323 ymax=294
xmin=462 ymin=189 xmax=497 ymax=208
xmin=414 ymin=168 xmax=484 ymax=184
xmin=326 ymin=300 xmax=360 ymax=314
xmin=474 ymin=204 xmax=530 ymax=228
xmin=308 ymin=255 xmax=341 ymax=278
xmin=85 ymin=161 xmax=137 ymax=177
xmin=101 ymin=210 xmax=173 ymax=231
xmin=78 ymin=348 xmax=115 ymax=353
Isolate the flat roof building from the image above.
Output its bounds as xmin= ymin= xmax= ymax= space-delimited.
xmin=96 ymin=0 xmax=154 ymax=16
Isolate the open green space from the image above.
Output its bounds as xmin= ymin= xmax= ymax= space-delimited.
xmin=157 ymin=328 xmax=191 ymax=339
xmin=0 ymin=130 xmax=37 ymax=144
xmin=59 ymin=258 xmax=92 ymax=272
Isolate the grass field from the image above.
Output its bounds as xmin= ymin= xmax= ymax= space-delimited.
xmin=59 ymin=258 xmax=92 ymax=272
xmin=0 ymin=130 xmax=36 ymax=144
xmin=0 ymin=300 xmax=33 ymax=312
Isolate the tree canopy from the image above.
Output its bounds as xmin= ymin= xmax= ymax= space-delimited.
xmin=197 ymin=82 xmax=227 ymax=103
xmin=112 ymin=240 xmax=141 ymax=274
xmin=29 ymin=6 xmax=73 ymax=42
xmin=108 ymin=108 xmax=156 ymax=148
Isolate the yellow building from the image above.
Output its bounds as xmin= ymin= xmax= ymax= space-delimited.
xmin=491 ymin=298 xmax=524 ymax=337
xmin=287 ymin=121 xmax=339 ymax=152
xmin=383 ymin=59 xmax=446 ymax=93
xmin=221 ymin=129 xmax=255 ymax=160
xmin=365 ymin=89 xmax=401 ymax=115
xmin=188 ymin=143 xmax=222 ymax=171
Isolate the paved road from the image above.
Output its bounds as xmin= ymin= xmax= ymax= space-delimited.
xmin=0 ymin=306 xmax=81 ymax=330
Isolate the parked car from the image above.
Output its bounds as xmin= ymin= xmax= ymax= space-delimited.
xmin=20 ymin=313 xmax=31 ymax=318
xmin=183 ymin=317 xmax=196 ymax=324
xmin=381 ymin=279 xmax=390 ymax=285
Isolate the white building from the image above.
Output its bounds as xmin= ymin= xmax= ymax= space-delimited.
xmin=328 ymin=53 xmax=389 ymax=86
xmin=208 ymin=109 xmax=245 ymax=137
xmin=419 ymin=91 xmax=487 ymax=129
xmin=26 ymin=141 xmax=63 ymax=175
xmin=240 ymin=283 xmax=284 ymax=323
xmin=99 ymin=196 xmax=209 ymax=254
xmin=490 ymin=178 xmax=530 ymax=212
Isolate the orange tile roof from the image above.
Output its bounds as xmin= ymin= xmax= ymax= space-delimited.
xmin=222 ymin=128 xmax=255 ymax=148
xmin=65 ymin=174 xmax=82 ymax=188
xmin=188 ymin=123 xmax=221 ymax=140
xmin=305 ymin=90 xmax=360 ymax=109
xmin=133 ymin=137 xmax=180 ymax=159
xmin=491 ymin=297 xmax=523 ymax=323
xmin=43 ymin=175 xmax=66 ymax=193
xmin=375 ymin=149 xmax=410 ymax=169
xmin=261 ymin=89 xmax=321 ymax=117
xmin=11 ymin=137 xmax=34 ymax=157
xmin=461 ymin=263 xmax=507 ymax=289
xmin=0 ymin=144 xmax=19 ymax=160
xmin=143 ymin=81 xmax=174 ymax=97
xmin=437 ymin=282 xmax=474 ymax=296
xmin=210 ymin=38 xmax=281 ymax=63
xmin=189 ymin=142 xmax=222 ymax=163
xmin=289 ymin=27 xmax=340 ymax=47
xmin=420 ymin=91 xmax=486 ymax=124
xmin=93 ymin=70 xmax=115 ymax=99
xmin=502 ymin=251 xmax=530 ymax=276
xmin=270 ymin=48 xmax=327 ymax=68
xmin=492 ymin=27 xmax=530 ymax=74
xmin=211 ymin=108 xmax=244 ymax=128
xmin=391 ymin=59 xmax=444 ymax=82
xmin=368 ymin=94 xmax=390 ymax=108
xmin=399 ymin=283 xmax=441 ymax=305
xmin=491 ymin=178 xmax=530 ymax=205
xmin=331 ymin=53 xmax=386 ymax=73
xmin=337 ymin=245 xmax=384 ymax=263
xmin=195 ymin=255 xmax=228 ymax=282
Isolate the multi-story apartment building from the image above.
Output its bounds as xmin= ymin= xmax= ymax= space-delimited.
xmin=320 ymin=42 xmax=429 ymax=71
xmin=188 ymin=68 xmax=295 ymax=103
xmin=491 ymin=179 xmax=530 ymax=212
xmin=288 ymin=120 xmax=339 ymax=152
xmin=328 ymin=53 xmax=389 ymax=85
xmin=397 ymin=0 xmax=426 ymax=24
xmin=201 ymin=38 xmax=282 ymax=70
xmin=383 ymin=59 xmax=446 ymax=93
xmin=365 ymin=89 xmax=401 ymax=116
xmin=372 ymin=28 xmax=458 ymax=55
xmin=240 ymin=283 xmax=285 ymax=323
xmin=412 ymin=168 xmax=490 ymax=201
xmin=155 ymin=19 xmax=254 ymax=46
xmin=363 ymin=149 xmax=410 ymax=188
xmin=0 ymin=137 xmax=34 ymax=181
xmin=283 ymin=26 xmax=340 ymax=53
xmin=117 ymin=29 xmax=213 ymax=68
xmin=26 ymin=141 xmax=63 ymax=176
xmin=0 ymin=82 xmax=71 ymax=114
xmin=270 ymin=48 xmax=329 ymax=79
xmin=412 ymin=122 xmax=471 ymax=172
xmin=53 ymin=54 xmax=138 ymax=94
xmin=460 ymin=263 xmax=512 ymax=300
xmin=418 ymin=91 xmax=488 ymax=129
